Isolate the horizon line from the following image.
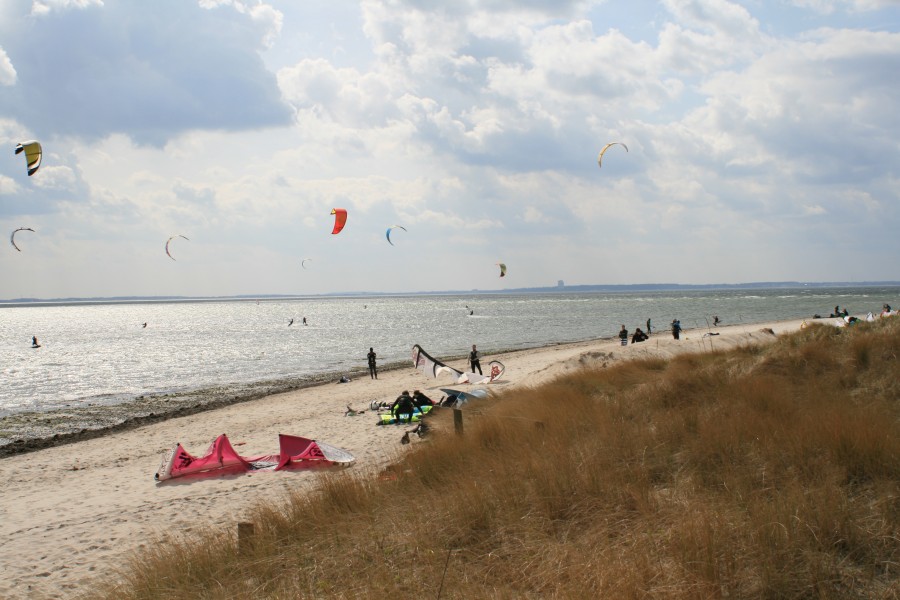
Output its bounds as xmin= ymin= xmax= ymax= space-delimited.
xmin=2 ymin=280 xmax=899 ymax=305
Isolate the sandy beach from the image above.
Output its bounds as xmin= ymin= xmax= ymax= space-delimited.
xmin=0 ymin=318 xmax=808 ymax=599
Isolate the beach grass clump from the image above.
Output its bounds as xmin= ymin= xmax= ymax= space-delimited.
xmin=94 ymin=318 xmax=900 ymax=599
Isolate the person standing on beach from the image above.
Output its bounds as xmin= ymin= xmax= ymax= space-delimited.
xmin=672 ymin=319 xmax=682 ymax=340
xmin=367 ymin=347 xmax=378 ymax=380
xmin=469 ymin=344 xmax=482 ymax=375
xmin=646 ymin=318 xmax=651 ymax=334
xmin=618 ymin=325 xmax=629 ymax=346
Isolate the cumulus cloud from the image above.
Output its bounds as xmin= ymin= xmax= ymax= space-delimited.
xmin=30 ymin=0 xmax=104 ymax=17
xmin=0 ymin=0 xmax=291 ymax=145
xmin=0 ymin=47 xmax=16 ymax=85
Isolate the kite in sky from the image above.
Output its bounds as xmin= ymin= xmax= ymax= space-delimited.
xmin=301 ymin=258 xmax=312 ymax=270
xmin=497 ymin=262 xmax=507 ymax=278
xmin=165 ymin=235 xmax=189 ymax=260
xmin=597 ymin=142 xmax=628 ymax=168
xmin=15 ymin=141 xmax=42 ymax=176
xmin=10 ymin=227 xmax=34 ymax=252
xmin=331 ymin=208 xmax=347 ymax=235
xmin=385 ymin=224 xmax=407 ymax=246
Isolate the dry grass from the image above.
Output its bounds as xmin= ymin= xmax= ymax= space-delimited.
xmin=93 ymin=319 xmax=900 ymax=599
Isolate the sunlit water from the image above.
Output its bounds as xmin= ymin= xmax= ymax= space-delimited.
xmin=0 ymin=287 xmax=895 ymax=421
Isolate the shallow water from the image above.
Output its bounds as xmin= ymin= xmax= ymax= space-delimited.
xmin=0 ymin=286 xmax=895 ymax=447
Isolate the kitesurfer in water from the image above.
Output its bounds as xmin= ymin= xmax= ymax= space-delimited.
xmin=142 ymin=322 xmax=147 ymax=328
xmin=469 ymin=344 xmax=482 ymax=375
xmin=288 ymin=318 xmax=294 ymax=327
xmin=302 ymin=317 xmax=307 ymax=325
xmin=32 ymin=336 xmax=39 ymax=348
xmin=367 ymin=347 xmax=378 ymax=380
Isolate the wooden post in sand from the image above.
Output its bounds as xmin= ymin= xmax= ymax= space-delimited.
xmin=238 ymin=522 xmax=255 ymax=554
xmin=453 ymin=408 xmax=464 ymax=435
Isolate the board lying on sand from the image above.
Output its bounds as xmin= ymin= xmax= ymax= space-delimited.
xmin=376 ymin=405 xmax=433 ymax=425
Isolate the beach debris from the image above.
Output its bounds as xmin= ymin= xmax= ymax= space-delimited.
xmin=10 ymin=227 xmax=34 ymax=252
xmin=330 ymin=208 xmax=347 ymax=234
xmin=385 ymin=224 xmax=407 ymax=246
xmin=165 ymin=234 xmax=189 ymax=260
xmin=345 ymin=405 xmax=366 ymax=416
xmin=15 ymin=140 xmax=42 ymax=176
xmin=597 ymin=141 xmax=628 ymax=168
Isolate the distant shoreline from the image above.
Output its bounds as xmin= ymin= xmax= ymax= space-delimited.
xmin=2 ymin=281 xmax=898 ymax=306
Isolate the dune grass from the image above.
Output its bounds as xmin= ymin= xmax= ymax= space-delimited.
xmin=94 ymin=319 xmax=900 ymax=599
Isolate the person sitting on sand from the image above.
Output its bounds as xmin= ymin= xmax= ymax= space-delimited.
xmin=631 ymin=328 xmax=648 ymax=343
xmin=412 ymin=390 xmax=434 ymax=408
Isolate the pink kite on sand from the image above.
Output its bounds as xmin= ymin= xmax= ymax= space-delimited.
xmin=155 ymin=433 xmax=355 ymax=482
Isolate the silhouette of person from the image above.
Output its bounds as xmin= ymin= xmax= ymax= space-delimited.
xmin=469 ymin=344 xmax=482 ymax=375
xmin=367 ymin=347 xmax=378 ymax=380
xmin=672 ymin=319 xmax=682 ymax=340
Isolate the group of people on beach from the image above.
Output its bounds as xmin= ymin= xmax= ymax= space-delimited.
xmin=618 ymin=318 xmax=684 ymax=344
xmin=383 ymin=389 xmax=437 ymax=423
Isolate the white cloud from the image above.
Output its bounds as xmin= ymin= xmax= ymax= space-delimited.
xmin=0 ymin=0 xmax=291 ymax=145
xmin=1 ymin=0 xmax=899 ymax=298
xmin=30 ymin=0 xmax=103 ymax=16
xmin=788 ymin=0 xmax=898 ymax=14
xmin=0 ymin=47 xmax=16 ymax=85
xmin=0 ymin=174 xmax=19 ymax=196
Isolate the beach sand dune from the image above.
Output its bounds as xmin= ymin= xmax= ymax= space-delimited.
xmin=0 ymin=318 xmax=804 ymax=599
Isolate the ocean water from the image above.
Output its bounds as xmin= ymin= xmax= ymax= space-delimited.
xmin=0 ymin=287 xmax=896 ymax=443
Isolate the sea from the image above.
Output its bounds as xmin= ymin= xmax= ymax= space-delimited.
xmin=1 ymin=286 xmax=897 ymax=448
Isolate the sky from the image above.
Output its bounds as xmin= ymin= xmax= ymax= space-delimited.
xmin=1 ymin=0 xmax=898 ymax=299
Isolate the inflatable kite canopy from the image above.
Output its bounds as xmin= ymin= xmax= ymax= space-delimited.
xmin=155 ymin=433 xmax=355 ymax=481
xmin=330 ymin=208 xmax=347 ymax=234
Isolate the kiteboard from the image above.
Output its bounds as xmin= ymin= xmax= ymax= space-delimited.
xmin=31 ymin=344 xmax=41 ymax=349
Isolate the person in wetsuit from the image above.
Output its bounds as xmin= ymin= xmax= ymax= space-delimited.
xmin=367 ymin=347 xmax=378 ymax=380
